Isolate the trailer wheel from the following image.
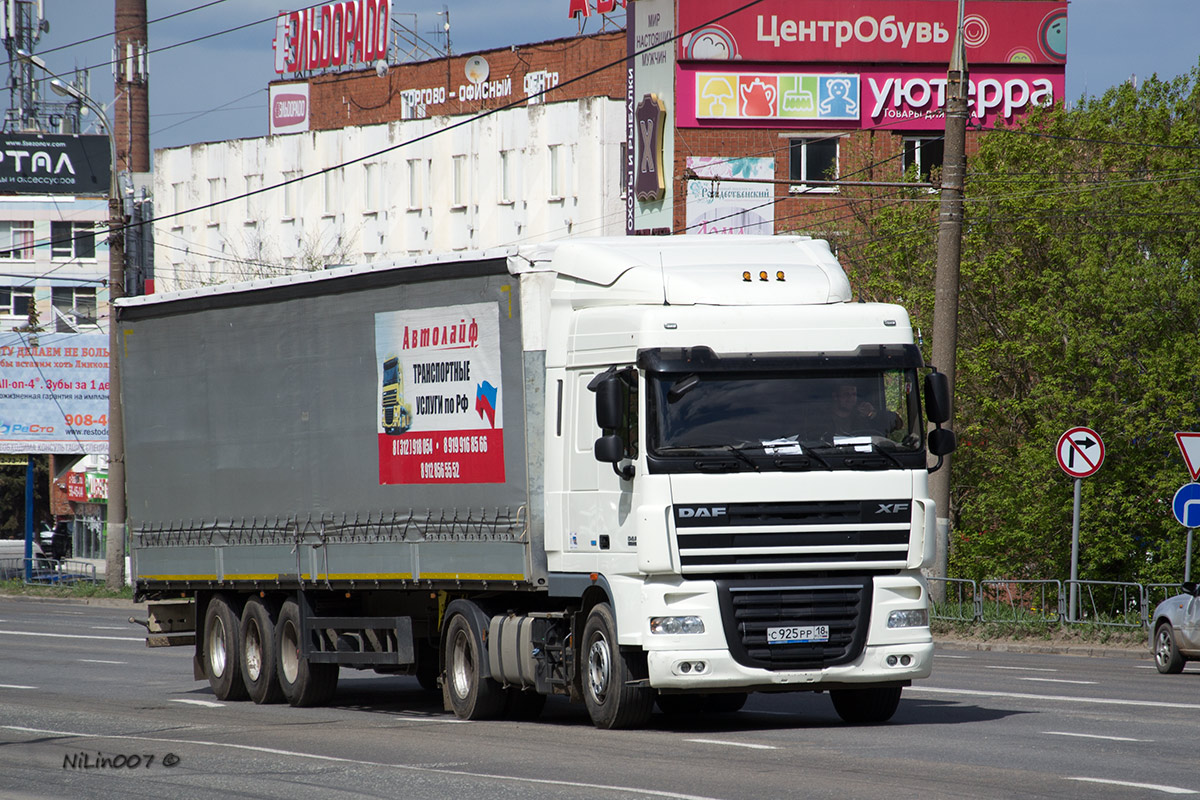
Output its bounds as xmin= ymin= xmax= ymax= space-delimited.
xmin=275 ymin=599 xmax=338 ymax=707
xmin=830 ymin=686 xmax=902 ymax=724
xmin=443 ymin=612 xmax=506 ymax=720
xmin=240 ymin=598 xmax=283 ymax=704
xmin=203 ymin=595 xmax=248 ymax=701
xmin=581 ymin=603 xmax=653 ymax=729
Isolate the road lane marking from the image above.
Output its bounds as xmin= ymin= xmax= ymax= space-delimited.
xmin=2 ymin=725 xmax=723 ymax=800
xmin=90 ymin=626 xmax=132 ymax=631
xmin=910 ymin=685 xmax=1200 ymax=710
xmin=934 ymin=654 xmax=970 ymax=659
xmin=170 ymin=699 xmax=225 ymax=708
xmin=1045 ymin=731 xmax=1147 ymax=743
xmin=0 ymin=629 xmax=143 ymax=642
xmin=79 ymin=659 xmax=126 ymax=665
xmin=1066 ymin=777 xmax=1196 ymax=794
xmin=0 ymin=684 xmax=36 ymax=689
xmin=986 ymin=665 xmax=1057 ymax=672
xmin=1018 ymin=677 xmax=1097 ymax=685
xmin=685 ymin=738 xmax=777 ymax=750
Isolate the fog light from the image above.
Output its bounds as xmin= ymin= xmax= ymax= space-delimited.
xmin=650 ymin=616 xmax=706 ymax=635
xmin=900 ymin=654 xmax=912 ymax=666
xmin=693 ymin=661 xmax=706 ymax=673
xmin=887 ymin=608 xmax=929 ymax=628
xmin=886 ymin=655 xmax=898 ymax=666
xmin=680 ymin=661 xmax=692 ymax=673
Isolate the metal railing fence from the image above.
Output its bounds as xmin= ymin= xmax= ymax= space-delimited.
xmin=930 ymin=577 xmax=1187 ymax=629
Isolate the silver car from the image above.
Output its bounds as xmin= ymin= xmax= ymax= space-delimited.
xmin=1151 ymin=582 xmax=1200 ymax=673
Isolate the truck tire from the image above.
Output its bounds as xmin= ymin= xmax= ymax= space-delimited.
xmin=203 ymin=595 xmax=248 ymax=701
xmin=830 ymin=686 xmax=902 ymax=724
xmin=275 ymin=599 xmax=338 ymax=707
xmin=581 ymin=603 xmax=653 ymax=729
xmin=443 ymin=612 xmax=506 ymax=720
xmin=240 ymin=598 xmax=283 ymax=704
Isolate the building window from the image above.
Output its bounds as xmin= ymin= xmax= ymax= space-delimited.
xmin=52 ymin=286 xmax=97 ymax=332
xmin=50 ymin=221 xmax=97 ymax=260
xmin=788 ymin=137 xmax=839 ymax=193
xmin=245 ymin=173 xmax=262 ymax=218
xmin=903 ymin=136 xmax=945 ymax=183
xmin=452 ymin=154 xmax=468 ymax=207
xmin=172 ymin=181 xmax=186 ymax=211
xmin=549 ymin=144 xmax=562 ymax=198
xmin=283 ymin=171 xmax=301 ymax=218
xmin=363 ymin=162 xmax=379 ymax=212
xmin=0 ymin=286 xmax=33 ymax=317
xmin=407 ymin=159 xmax=422 ymax=209
xmin=0 ymin=221 xmax=35 ymax=259
xmin=498 ymin=150 xmax=512 ymax=204
xmin=323 ymin=168 xmax=342 ymax=216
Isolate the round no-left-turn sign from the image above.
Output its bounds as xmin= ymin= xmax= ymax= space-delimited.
xmin=1056 ymin=426 xmax=1104 ymax=478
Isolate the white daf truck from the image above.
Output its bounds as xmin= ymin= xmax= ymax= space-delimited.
xmin=121 ymin=235 xmax=954 ymax=728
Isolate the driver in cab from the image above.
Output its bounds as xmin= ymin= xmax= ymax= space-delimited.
xmin=830 ymin=381 xmax=899 ymax=436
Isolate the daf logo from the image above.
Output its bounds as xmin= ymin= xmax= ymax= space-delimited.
xmin=678 ymin=507 xmax=727 ymax=518
xmin=876 ymin=503 xmax=909 ymax=515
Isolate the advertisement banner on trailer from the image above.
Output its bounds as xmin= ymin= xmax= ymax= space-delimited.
xmin=374 ymin=302 xmax=505 ymax=485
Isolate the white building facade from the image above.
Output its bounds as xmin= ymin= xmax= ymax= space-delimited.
xmin=152 ymin=96 xmax=626 ymax=290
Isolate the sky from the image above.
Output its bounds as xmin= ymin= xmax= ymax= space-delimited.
xmin=18 ymin=0 xmax=1200 ymax=152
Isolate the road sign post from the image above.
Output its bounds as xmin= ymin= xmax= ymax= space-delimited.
xmin=1057 ymin=427 xmax=1104 ymax=622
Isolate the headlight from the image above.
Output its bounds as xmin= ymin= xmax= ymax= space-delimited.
xmin=650 ymin=616 xmax=706 ymax=635
xmin=887 ymin=608 xmax=929 ymax=629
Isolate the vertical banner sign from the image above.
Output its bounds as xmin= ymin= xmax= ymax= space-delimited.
xmin=375 ymin=303 xmax=504 ymax=484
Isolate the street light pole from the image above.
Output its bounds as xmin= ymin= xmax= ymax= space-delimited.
xmin=49 ymin=78 xmax=127 ymax=590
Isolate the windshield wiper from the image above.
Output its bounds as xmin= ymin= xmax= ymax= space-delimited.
xmin=654 ymin=443 xmax=761 ymax=471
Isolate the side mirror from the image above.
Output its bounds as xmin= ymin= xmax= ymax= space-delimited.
xmin=928 ymin=427 xmax=957 ymax=457
xmin=1183 ymin=581 xmax=1199 ymax=597
xmin=594 ymin=434 xmax=633 ymax=480
xmin=592 ymin=376 xmax=623 ymax=430
xmin=924 ymin=371 xmax=951 ymax=424
xmin=594 ymin=434 xmax=623 ymax=465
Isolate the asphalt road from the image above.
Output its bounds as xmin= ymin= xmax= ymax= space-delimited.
xmin=1 ymin=596 xmax=1197 ymax=799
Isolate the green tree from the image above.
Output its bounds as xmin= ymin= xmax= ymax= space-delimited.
xmin=836 ymin=63 xmax=1200 ymax=584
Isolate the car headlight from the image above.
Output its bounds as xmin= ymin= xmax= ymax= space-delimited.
xmin=650 ymin=616 xmax=705 ymax=635
xmin=887 ymin=608 xmax=929 ymax=628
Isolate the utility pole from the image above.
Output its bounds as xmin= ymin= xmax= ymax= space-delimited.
xmin=106 ymin=0 xmax=149 ymax=589
xmin=928 ymin=0 xmax=968 ymax=595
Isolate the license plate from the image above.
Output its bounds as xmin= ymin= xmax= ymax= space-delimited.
xmin=766 ymin=624 xmax=829 ymax=645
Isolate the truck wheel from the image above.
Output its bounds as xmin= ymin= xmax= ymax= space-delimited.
xmin=203 ymin=595 xmax=248 ymax=701
xmin=830 ymin=686 xmax=902 ymax=724
xmin=581 ymin=603 xmax=653 ymax=729
xmin=443 ymin=613 xmax=505 ymax=720
xmin=240 ymin=598 xmax=283 ymax=704
xmin=275 ymin=599 xmax=338 ymax=707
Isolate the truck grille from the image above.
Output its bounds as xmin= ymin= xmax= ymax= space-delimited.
xmin=673 ymin=500 xmax=912 ymax=574
xmin=717 ymin=577 xmax=871 ymax=670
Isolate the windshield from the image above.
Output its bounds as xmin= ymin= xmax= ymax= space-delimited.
xmin=647 ymin=368 xmax=924 ymax=470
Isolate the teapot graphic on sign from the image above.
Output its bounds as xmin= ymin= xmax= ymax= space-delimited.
xmin=739 ymin=77 xmax=776 ymax=117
